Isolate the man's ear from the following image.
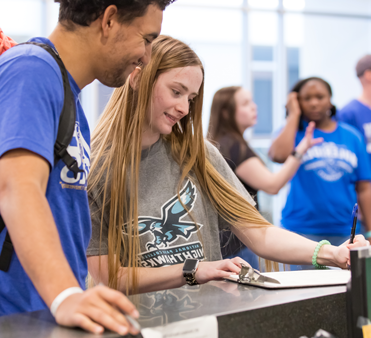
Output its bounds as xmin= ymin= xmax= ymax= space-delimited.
xmin=101 ymin=5 xmax=118 ymax=39
xmin=129 ymin=67 xmax=142 ymax=90
xmin=363 ymin=70 xmax=371 ymax=83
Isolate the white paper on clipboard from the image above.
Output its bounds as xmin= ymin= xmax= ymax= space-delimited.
xmin=225 ymin=269 xmax=351 ymax=289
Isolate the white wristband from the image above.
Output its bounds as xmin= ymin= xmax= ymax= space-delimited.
xmin=50 ymin=287 xmax=83 ymax=317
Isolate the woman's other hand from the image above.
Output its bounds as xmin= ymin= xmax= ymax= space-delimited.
xmin=332 ymin=235 xmax=370 ymax=268
xmin=195 ymin=257 xmax=248 ymax=284
xmin=295 ymin=121 xmax=324 ymax=155
xmin=286 ymin=92 xmax=301 ymax=117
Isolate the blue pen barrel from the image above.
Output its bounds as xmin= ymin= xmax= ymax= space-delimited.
xmin=349 ymin=203 xmax=358 ymax=244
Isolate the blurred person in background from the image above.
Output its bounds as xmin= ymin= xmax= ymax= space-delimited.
xmin=338 ymin=55 xmax=371 ymax=161
xmin=0 ymin=28 xmax=16 ymax=55
xmin=269 ymin=77 xmax=371 ymax=253
xmin=207 ymin=86 xmax=321 ymax=267
xmin=338 ymin=55 xmax=371 ymax=243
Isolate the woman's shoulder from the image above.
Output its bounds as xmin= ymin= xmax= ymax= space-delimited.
xmin=213 ymin=134 xmax=257 ymax=165
xmin=205 ymin=138 xmax=223 ymax=158
xmin=216 ymin=133 xmax=239 ymax=147
xmin=205 ymin=139 xmax=232 ymax=168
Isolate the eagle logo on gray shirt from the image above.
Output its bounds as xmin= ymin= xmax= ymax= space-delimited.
xmin=138 ymin=180 xmax=203 ymax=251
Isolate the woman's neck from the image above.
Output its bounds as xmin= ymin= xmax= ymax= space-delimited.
xmin=313 ymin=118 xmax=337 ymax=132
xmin=142 ymin=129 xmax=161 ymax=150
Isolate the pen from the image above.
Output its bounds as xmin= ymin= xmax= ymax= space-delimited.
xmin=126 ymin=314 xmax=142 ymax=332
xmin=98 ymin=283 xmax=142 ymax=333
xmin=349 ymin=203 xmax=358 ymax=244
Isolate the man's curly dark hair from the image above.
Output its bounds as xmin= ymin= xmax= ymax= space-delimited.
xmin=54 ymin=0 xmax=175 ymax=30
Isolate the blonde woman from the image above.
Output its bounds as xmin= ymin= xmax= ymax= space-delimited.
xmin=87 ymin=36 xmax=367 ymax=294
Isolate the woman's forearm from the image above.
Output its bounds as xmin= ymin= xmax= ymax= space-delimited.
xmin=237 ymin=122 xmax=320 ymax=195
xmin=88 ymin=255 xmax=186 ymax=294
xmin=232 ymin=225 xmax=338 ymax=267
xmin=269 ymin=114 xmax=300 ymax=163
xmin=236 ymin=156 xmax=301 ymax=195
xmin=125 ymin=264 xmax=185 ymax=293
xmin=268 ymin=156 xmax=301 ymax=194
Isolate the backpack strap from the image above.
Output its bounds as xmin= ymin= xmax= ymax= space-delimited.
xmin=0 ymin=41 xmax=84 ymax=272
xmin=0 ymin=216 xmax=13 ymax=272
xmin=18 ymin=42 xmax=84 ymax=179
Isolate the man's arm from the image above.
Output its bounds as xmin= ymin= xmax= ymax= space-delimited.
xmin=0 ymin=149 xmax=138 ymax=335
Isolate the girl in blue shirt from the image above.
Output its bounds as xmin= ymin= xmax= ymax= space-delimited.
xmin=269 ymin=77 xmax=371 ymax=246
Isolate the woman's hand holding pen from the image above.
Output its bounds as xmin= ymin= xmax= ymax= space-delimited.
xmin=325 ymin=235 xmax=370 ymax=268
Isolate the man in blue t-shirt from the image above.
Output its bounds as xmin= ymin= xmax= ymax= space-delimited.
xmin=339 ymin=55 xmax=371 ymax=162
xmin=0 ymin=0 xmax=173 ymax=335
xmin=338 ymin=55 xmax=371 ymax=243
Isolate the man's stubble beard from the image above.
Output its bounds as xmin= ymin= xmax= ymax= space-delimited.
xmin=102 ymin=30 xmax=134 ymax=88
xmin=101 ymin=61 xmax=131 ymax=88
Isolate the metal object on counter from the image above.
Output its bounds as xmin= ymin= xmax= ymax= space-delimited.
xmin=238 ymin=263 xmax=281 ymax=285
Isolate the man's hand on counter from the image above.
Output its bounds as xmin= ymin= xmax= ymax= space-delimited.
xmin=54 ymin=285 xmax=140 ymax=336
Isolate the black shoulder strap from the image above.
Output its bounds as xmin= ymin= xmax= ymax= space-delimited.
xmin=0 ymin=41 xmax=83 ymax=272
xmin=18 ymin=42 xmax=84 ymax=179
xmin=0 ymin=217 xmax=13 ymax=272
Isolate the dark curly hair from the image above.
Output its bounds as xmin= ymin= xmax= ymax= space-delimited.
xmin=55 ymin=0 xmax=176 ymax=30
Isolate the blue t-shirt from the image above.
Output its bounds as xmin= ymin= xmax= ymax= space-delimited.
xmin=338 ymin=99 xmax=371 ymax=162
xmin=0 ymin=38 xmax=91 ymax=316
xmin=281 ymin=122 xmax=371 ymax=236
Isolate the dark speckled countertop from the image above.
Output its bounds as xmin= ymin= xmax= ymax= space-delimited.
xmin=0 ymin=280 xmax=347 ymax=338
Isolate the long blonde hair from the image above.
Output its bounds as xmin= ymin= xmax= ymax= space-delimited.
xmin=89 ymin=35 xmax=275 ymax=293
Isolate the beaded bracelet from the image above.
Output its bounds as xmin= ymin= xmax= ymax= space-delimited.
xmin=365 ymin=231 xmax=371 ymax=239
xmin=312 ymin=240 xmax=331 ymax=269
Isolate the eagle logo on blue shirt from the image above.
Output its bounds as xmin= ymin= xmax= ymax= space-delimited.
xmin=137 ymin=180 xmax=203 ymax=251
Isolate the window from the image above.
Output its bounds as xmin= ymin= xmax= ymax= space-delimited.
xmin=253 ymin=46 xmax=274 ymax=62
xmin=97 ymin=83 xmax=114 ymax=117
xmin=253 ymin=72 xmax=273 ymax=135
xmin=287 ymin=47 xmax=299 ymax=91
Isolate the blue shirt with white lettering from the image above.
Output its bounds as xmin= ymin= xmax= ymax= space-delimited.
xmin=338 ymin=99 xmax=371 ymax=163
xmin=0 ymin=38 xmax=91 ymax=316
xmin=281 ymin=122 xmax=371 ymax=236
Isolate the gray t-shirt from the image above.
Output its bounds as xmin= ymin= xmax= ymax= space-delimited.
xmin=87 ymin=139 xmax=255 ymax=267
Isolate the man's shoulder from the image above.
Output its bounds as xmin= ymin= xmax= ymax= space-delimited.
xmin=338 ymin=122 xmax=365 ymax=143
xmin=339 ymin=99 xmax=367 ymax=117
xmin=0 ymin=42 xmax=62 ymax=83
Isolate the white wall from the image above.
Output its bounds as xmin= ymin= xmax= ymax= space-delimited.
xmin=0 ymin=0 xmax=59 ymax=39
xmin=301 ymin=15 xmax=371 ymax=109
xmin=161 ymin=4 xmax=243 ymax=133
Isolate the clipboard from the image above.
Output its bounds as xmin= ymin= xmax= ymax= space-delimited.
xmin=225 ymin=269 xmax=351 ymax=289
